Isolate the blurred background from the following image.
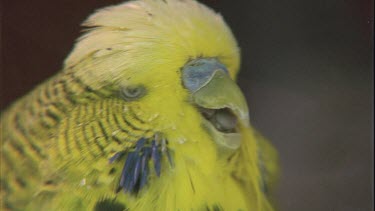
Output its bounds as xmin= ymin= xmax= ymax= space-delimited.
xmin=1 ymin=0 xmax=373 ymax=210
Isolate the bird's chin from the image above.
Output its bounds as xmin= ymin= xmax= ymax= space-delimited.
xmin=199 ymin=107 xmax=242 ymax=150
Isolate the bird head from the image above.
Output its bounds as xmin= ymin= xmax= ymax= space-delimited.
xmin=64 ymin=0 xmax=248 ymax=151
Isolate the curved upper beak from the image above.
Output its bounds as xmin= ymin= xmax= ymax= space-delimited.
xmin=192 ymin=70 xmax=249 ymax=126
xmin=181 ymin=58 xmax=250 ymax=150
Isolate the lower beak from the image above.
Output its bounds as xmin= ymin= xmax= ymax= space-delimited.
xmin=192 ymin=70 xmax=250 ymax=150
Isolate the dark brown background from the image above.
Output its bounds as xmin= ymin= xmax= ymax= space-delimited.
xmin=1 ymin=0 xmax=373 ymax=210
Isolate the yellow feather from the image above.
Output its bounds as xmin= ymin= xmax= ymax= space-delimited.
xmin=1 ymin=0 xmax=278 ymax=210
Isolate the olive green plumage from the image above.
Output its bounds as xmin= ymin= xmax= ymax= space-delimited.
xmin=1 ymin=0 xmax=279 ymax=210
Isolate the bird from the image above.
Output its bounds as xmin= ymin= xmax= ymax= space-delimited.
xmin=0 ymin=0 xmax=279 ymax=210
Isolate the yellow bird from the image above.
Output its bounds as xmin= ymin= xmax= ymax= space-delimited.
xmin=0 ymin=0 xmax=279 ymax=210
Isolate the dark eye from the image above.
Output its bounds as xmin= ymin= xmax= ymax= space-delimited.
xmin=120 ymin=85 xmax=146 ymax=101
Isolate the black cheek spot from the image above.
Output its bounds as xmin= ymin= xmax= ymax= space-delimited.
xmin=15 ymin=177 xmax=26 ymax=188
xmin=205 ymin=204 xmax=224 ymax=211
xmin=94 ymin=199 xmax=127 ymax=211
xmin=44 ymin=180 xmax=54 ymax=185
xmin=109 ymin=168 xmax=116 ymax=175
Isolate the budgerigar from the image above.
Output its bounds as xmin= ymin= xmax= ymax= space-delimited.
xmin=0 ymin=0 xmax=279 ymax=210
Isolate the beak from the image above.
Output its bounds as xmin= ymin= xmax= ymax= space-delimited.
xmin=192 ymin=70 xmax=249 ymax=125
xmin=182 ymin=58 xmax=250 ymax=150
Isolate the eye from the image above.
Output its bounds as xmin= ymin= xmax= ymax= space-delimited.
xmin=120 ymin=85 xmax=146 ymax=101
